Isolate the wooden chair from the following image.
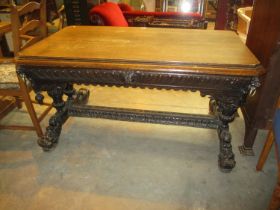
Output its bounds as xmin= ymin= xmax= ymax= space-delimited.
xmin=47 ymin=3 xmax=66 ymax=33
xmin=256 ymin=97 xmax=280 ymax=210
xmin=0 ymin=0 xmax=51 ymax=137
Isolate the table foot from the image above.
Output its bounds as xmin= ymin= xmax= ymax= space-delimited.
xmin=37 ymin=115 xmax=62 ymax=151
xmin=38 ymin=131 xmax=59 ymax=151
xmin=218 ymin=128 xmax=236 ymax=172
xmin=238 ymin=145 xmax=255 ymax=156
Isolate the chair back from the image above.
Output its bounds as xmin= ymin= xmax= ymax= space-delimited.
xmin=10 ymin=0 xmax=47 ymax=56
xmin=89 ymin=2 xmax=128 ymax=27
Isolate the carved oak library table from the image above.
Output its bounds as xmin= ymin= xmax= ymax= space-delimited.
xmin=16 ymin=26 xmax=264 ymax=172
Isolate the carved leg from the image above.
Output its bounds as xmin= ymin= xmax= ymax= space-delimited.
xmin=64 ymin=84 xmax=76 ymax=103
xmin=215 ymin=99 xmax=237 ymax=172
xmin=64 ymin=83 xmax=90 ymax=105
xmin=217 ymin=126 xmax=236 ymax=172
xmin=38 ymin=85 xmax=68 ymax=151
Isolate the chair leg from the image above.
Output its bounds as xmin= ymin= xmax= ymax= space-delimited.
xmin=268 ymin=179 xmax=280 ymax=210
xmin=17 ymin=76 xmax=43 ymax=137
xmin=256 ymin=130 xmax=274 ymax=171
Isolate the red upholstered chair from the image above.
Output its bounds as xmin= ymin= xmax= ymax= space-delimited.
xmin=89 ymin=2 xmax=207 ymax=29
xmin=89 ymin=2 xmax=128 ymax=26
xmin=118 ymin=3 xmax=134 ymax=12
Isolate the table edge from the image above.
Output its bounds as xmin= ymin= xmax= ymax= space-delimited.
xmin=16 ymin=57 xmax=265 ymax=77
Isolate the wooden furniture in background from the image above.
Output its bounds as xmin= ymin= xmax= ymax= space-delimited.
xmin=65 ymin=0 xmax=207 ymax=28
xmin=215 ymin=0 xmax=240 ymax=30
xmin=214 ymin=0 xmax=253 ymax=31
xmin=0 ymin=96 xmax=17 ymax=120
xmin=236 ymin=6 xmax=252 ymax=42
xmin=16 ymin=26 xmax=263 ymax=172
xmin=89 ymin=2 xmax=207 ymax=29
xmin=0 ymin=14 xmax=14 ymax=119
xmin=0 ymin=0 xmax=51 ymax=137
xmin=64 ymin=0 xmax=90 ymax=25
xmin=11 ymin=0 xmax=47 ymax=55
xmin=239 ymin=0 xmax=280 ymax=155
xmin=256 ymin=94 xmax=280 ymax=210
xmin=0 ymin=3 xmax=18 ymax=125
xmin=0 ymin=21 xmax=11 ymax=57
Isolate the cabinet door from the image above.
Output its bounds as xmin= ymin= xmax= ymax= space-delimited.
xmin=243 ymin=0 xmax=280 ymax=129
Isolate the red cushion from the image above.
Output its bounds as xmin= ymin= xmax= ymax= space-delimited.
xmin=118 ymin=3 xmax=134 ymax=12
xmin=89 ymin=3 xmax=128 ymax=27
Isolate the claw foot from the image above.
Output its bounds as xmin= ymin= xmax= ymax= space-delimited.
xmin=38 ymin=124 xmax=61 ymax=151
xmin=218 ymin=154 xmax=236 ymax=172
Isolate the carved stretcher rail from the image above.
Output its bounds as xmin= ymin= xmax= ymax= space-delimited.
xmin=69 ymin=105 xmax=220 ymax=129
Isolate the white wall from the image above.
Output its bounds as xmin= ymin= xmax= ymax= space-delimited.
xmin=144 ymin=0 xmax=155 ymax=11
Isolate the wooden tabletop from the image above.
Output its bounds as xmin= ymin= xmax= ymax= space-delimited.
xmin=16 ymin=26 xmax=264 ymax=76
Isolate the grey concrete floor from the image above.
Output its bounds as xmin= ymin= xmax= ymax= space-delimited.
xmin=0 ymin=87 xmax=277 ymax=210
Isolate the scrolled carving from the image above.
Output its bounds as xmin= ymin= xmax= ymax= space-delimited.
xmin=124 ymin=71 xmax=135 ymax=84
xmin=17 ymin=65 xmax=253 ymax=94
xmin=248 ymin=77 xmax=261 ymax=96
xmin=68 ymin=105 xmax=220 ymax=129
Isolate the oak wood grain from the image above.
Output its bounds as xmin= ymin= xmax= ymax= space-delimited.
xmin=16 ymin=26 xmax=263 ymax=76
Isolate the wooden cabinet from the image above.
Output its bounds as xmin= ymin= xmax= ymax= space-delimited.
xmin=240 ymin=0 xmax=280 ymax=153
xmin=64 ymin=0 xmax=90 ymax=25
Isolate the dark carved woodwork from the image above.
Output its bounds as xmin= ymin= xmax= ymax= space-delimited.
xmin=215 ymin=0 xmax=241 ymax=30
xmin=17 ymin=66 xmax=257 ymax=92
xmin=123 ymin=14 xmax=207 ymax=29
xmin=69 ymin=105 xmax=220 ymax=129
xmin=37 ymin=85 xmax=67 ymax=150
xmin=15 ymin=26 xmax=263 ymax=171
xmin=240 ymin=0 xmax=280 ymax=153
xmin=17 ymin=64 xmax=260 ymax=172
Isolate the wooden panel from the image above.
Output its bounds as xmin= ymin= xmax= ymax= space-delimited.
xmin=17 ymin=26 xmax=261 ymax=75
xmin=214 ymin=0 xmax=228 ymax=30
xmin=243 ymin=0 xmax=280 ymax=129
xmin=64 ymin=0 xmax=90 ymax=25
xmin=246 ymin=0 xmax=280 ymax=68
